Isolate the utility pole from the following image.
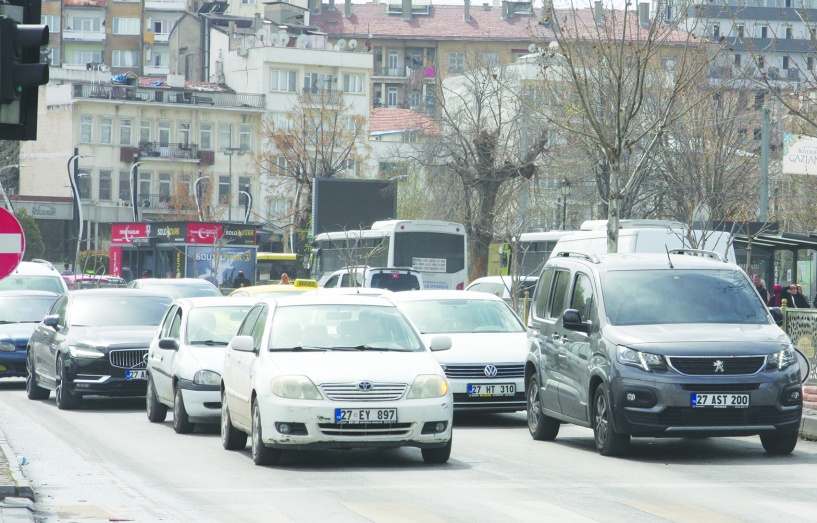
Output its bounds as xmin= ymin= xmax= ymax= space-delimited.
xmin=760 ymin=104 xmax=770 ymax=222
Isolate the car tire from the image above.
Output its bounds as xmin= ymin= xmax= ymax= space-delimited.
xmin=421 ymin=437 xmax=452 ymax=464
xmin=251 ymin=399 xmax=281 ymax=466
xmin=526 ymin=374 xmax=560 ymax=441
xmin=221 ymin=392 xmax=247 ymax=451
xmin=173 ymin=386 xmax=194 ymax=434
xmin=760 ymin=430 xmax=799 ymax=455
xmin=25 ymin=350 xmax=49 ymax=400
xmin=55 ymin=355 xmax=82 ymax=410
xmin=146 ymin=376 xmax=167 ymax=423
xmin=593 ymin=384 xmax=629 ymax=457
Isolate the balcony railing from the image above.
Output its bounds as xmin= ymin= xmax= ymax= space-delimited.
xmin=373 ymin=65 xmax=407 ymax=78
xmin=138 ymin=141 xmax=201 ymax=160
xmin=301 ymin=88 xmax=342 ymax=105
xmin=62 ymin=29 xmax=106 ymax=41
xmin=145 ymin=0 xmax=186 ymax=9
xmin=72 ymin=82 xmax=266 ymax=109
xmin=137 ymin=192 xmax=195 ymax=211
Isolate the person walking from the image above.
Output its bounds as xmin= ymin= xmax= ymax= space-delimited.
xmin=790 ymin=284 xmax=810 ymax=308
xmin=771 ymin=284 xmax=783 ymax=307
xmin=233 ymin=271 xmax=251 ymax=288
xmin=753 ymin=274 xmax=770 ymax=304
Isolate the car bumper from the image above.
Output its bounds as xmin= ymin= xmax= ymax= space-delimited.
xmin=178 ymin=380 xmax=221 ymax=421
xmin=0 ymin=350 xmax=26 ymax=378
xmin=610 ymin=371 xmax=803 ymax=437
xmin=449 ymin=378 xmax=526 ymax=412
xmin=67 ymin=358 xmax=147 ymax=397
xmin=256 ymin=394 xmax=453 ymax=450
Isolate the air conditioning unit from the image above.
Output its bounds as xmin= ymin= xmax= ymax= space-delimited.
xmin=237 ymin=46 xmax=249 ymax=57
xmin=142 ymin=199 xmax=152 ymax=208
xmin=373 ymin=97 xmax=381 ymax=103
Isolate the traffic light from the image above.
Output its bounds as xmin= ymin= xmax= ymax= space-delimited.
xmin=0 ymin=0 xmax=49 ymax=141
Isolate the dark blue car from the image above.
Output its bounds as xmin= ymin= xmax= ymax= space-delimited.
xmin=0 ymin=291 xmax=60 ymax=378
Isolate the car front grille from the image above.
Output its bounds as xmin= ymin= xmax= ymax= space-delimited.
xmin=109 ymin=349 xmax=148 ymax=369
xmin=320 ymin=383 xmax=408 ymax=401
xmin=680 ymin=383 xmax=761 ymax=392
xmin=626 ymin=406 xmax=801 ymax=427
xmin=317 ymin=422 xmax=413 ymax=436
xmin=667 ymin=356 xmax=766 ymax=376
xmin=443 ymin=364 xmax=524 ymax=379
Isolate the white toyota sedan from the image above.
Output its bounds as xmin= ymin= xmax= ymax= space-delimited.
xmin=146 ymin=297 xmax=256 ymax=433
xmin=385 ymin=290 xmax=528 ymax=413
xmin=220 ymin=295 xmax=453 ymax=465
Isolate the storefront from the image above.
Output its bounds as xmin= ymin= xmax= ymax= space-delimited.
xmin=110 ymin=221 xmax=258 ymax=287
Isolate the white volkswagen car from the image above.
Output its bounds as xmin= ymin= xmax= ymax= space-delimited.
xmin=220 ymin=295 xmax=453 ymax=465
xmin=385 ymin=290 xmax=528 ymax=413
xmin=146 ymin=297 xmax=256 ymax=433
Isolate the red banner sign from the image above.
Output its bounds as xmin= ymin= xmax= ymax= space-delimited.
xmin=110 ymin=246 xmax=122 ymax=276
xmin=111 ymin=223 xmax=150 ymax=244
xmin=187 ymin=223 xmax=223 ymax=244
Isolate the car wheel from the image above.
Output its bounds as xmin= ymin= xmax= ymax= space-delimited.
xmin=251 ymin=399 xmax=281 ymax=466
xmin=760 ymin=430 xmax=799 ymax=455
xmin=55 ymin=355 xmax=82 ymax=410
xmin=421 ymin=437 xmax=452 ymax=464
xmin=146 ymin=376 xmax=167 ymax=423
xmin=526 ymin=374 xmax=560 ymax=441
xmin=593 ymin=384 xmax=629 ymax=457
xmin=221 ymin=391 xmax=247 ymax=451
xmin=25 ymin=350 xmax=50 ymax=400
xmin=173 ymin=386 xmax=194 ymax=434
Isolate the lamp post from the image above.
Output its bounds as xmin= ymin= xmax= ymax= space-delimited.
xmin=129 ymin=155 xmax=142 ymax=222
xmin=194 ymin=175 xmax=207 ymax=222
xmin=238 ymin=185 xmax=252 ymax=224
xmin=560 ymin=178 xmax=571 ymax=230
xmin=0 ymin=164 xmax=24 ymax=212
xmin=223 ymin=147 xmax=240 ymax=222
xmin=67 ymin=153 xmax=91 ymax=274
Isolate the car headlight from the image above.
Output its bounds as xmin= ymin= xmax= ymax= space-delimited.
xmin=270 ymin=376 xmax=322 ymax=400
xmin=193 ymin=370 xmax=221 ymax=386
xmin=407 ymin=375 xmax=449 ymax=399
xmin=767 ymin=347 xmax=797 ymax=371
xmin=616 ymin=346 xmax=667 ymax=372
xmin=68 ymin=344 xmax=106 ymax=359
xmin=0 ymin=341 xmax=16 ymax=352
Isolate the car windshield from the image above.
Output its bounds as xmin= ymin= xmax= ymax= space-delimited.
xmin=143 ymin=282 xmax=221 ymax=298
xmin=0 ymin=275 xmax=64 ymax=293
xmin=0 ymin=296 xmax=58 ymax=323
xmin=186 ymin=305 xmax=252 ymax=345
xmin=600 ymin=270 xmax=769 ymax=326
xmin=398 ymin=299 xmax=525 ymax=334
xmin=269 ymin=304 xmax=425 ymax=352
xmin=71 ymin=295 xmax=171 ymax=327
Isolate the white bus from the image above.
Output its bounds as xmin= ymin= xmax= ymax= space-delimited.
xmin=310 ymin=220 xmax=468 ymax=290
xmin=515 ymin=231 xmax=575 ymax=278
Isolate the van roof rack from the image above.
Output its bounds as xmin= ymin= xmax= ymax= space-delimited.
xmin=553 ymin=251 xmax=600 ymax=263
xmin=31 ymin=259 xmax=56 ymax=270
xmin=667 ymin=248 xmax=726 ymax=262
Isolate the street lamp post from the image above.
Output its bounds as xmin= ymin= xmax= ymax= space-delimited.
xmin=223 ymin=147 xmax=240 ymax=222
xmin=560 ymin=178 xmax=571 ymax=230
xmin=129 ymin=155 xmax=142 ymax=222
xmin=0 ymin=164 xmax=24 ymax=212
xmin=238 ymin=185 xmax=252 ymax=224
xmin=67 ymin=153 xmax=91 ymax=274
xmin=194 ymin=175 xmax=207 ymax=222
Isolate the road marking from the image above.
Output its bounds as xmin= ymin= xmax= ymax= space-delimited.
xmin=342 ymin=502 xmax=445 ymax=522
xmin=54 ymin=505 xmax=134 ymax=520
xmin=757 ymin=501 xmax=817 ymax=519
xmin=623 ymin=501 xmax=742 ymax=523
xmin=481 ymin=500 xmax=599 ymax=522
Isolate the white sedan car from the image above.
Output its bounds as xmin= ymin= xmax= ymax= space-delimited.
xmin=220 ymin=295 xmax=453 ymax=465
xmin=146 ymin=297 xmax=256 ymax=433
xmin=385 ymin=290 xmax=528 ymax=413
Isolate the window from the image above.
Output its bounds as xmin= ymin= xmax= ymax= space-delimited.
xmin=70 ymin=17 xmax=102 ymax=32
xmin=99 ymin=170 xmax=112 ymax=201
xmin=343 ymin=74 xmax=364 ymax=93
xmin=754 ymin=91 xmax=765 ymax=109
xmin=45 ymin=48 xmax=60 ymax=66
xmin=734 ymin=54 xmax=742 ymax=67
xmin=152 ymin=19 xmax=172 ymax=35
xmin=274 ymin=156 xmax=287 ymax=176
xmin=337 ymin=159 xmax=359 ymax=177
xmin=758 ymin=55 xmax=765 ymax=70
xmin=737 ymin=24 xmax=744 ymax=37
xmin=112 ymin=18 xmax=140 ymax=35
xmin=547 ymin=270 xmax=570 ymax=319
xmin=138 ymin=172 xmax=151 ymax=201
xmin=80 ymin=116 xmax=92 ymax=143
xmin=481 ymin=53 xmax=499 ymax=67
xmin=140 ymin=120 xmax=151 ymax=144
xmin=753 ymin=128 xmax=762 ymax=140
xmin=158 ymin=173 xmax=171 ymax=202
xmin=759 ymin=25 xmax=767 ymax=38
xmin=158 ymin=121 xmax=171 ymax=146
xmin=388 ymin=50 xmax=399 ymax=71
xmin=387 ymin=86 xmax=398 ymax=108
xmin=118 ymin=171 xmax=131 ymax=201
xmin=71 ymin=50 xmax=102 ymax=65
xmin=713 ymin=23 xmax=720 ymax=38
xmin=200 ymin=123 xmax=213 ymax=150
xmin=151 ymin=52 xmax=169 ymax=67
xmin=178 ymin=123 xmax=190 ymax=146
xmin=402 ymin=131 xmax=417 ymax=143
xmin=533 ymin=268 xmax=553 ymax=319
xmin=99 ymin=117 xmax=113 ymax=145
xmin=809 ymin=57 xmax=815 ymax=71
xmin=660 ymin=57 xmax=676 ymax=72
xmin=269 ymin=112 xmax=290 ymax=130
xmin=78 ymin=170 xmax=91 ymax=199
xmin=448 ymin=52 xmax=464 ymax=73
xmin=242 ymin=0 xmax=255 ymax=4
xmin=406 ymin=90 xmax=421 ymax=109
xmin=219 ymin=175 xmax=231 ymax=203
xmin=341 ymin=116 xmax=357 ymax=133
xmin=304 ymin=72 xmax=333 ymax=91
xmin=270 ymin=70 xmax=296 ymax=92
xmin=570 ymin=273 xmax=594 ymax=320
xmin=786 ymin=27 xmax=793 ymax=39
xmin=239 ymin=124 xmax=252 ymax=151
xmin=238 ymin=176 xmax=251 ymax=206
xmin=219 ymin=124 xmax=232 ymax=150
xmin=112 ymin=50 xmax=139 ymax=68
xmin=119 ymin=118 xmax=132 ymax=146
xmin=783 ymin=56 xmax=790 ymax=70
xmin=41 ymin=15 xmax=60 ymax=32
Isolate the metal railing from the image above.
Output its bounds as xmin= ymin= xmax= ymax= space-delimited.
xmin=138 ymin=141 xmax=201 ymax=160
xmin=72 ymin=83 xmax=266 ymax=109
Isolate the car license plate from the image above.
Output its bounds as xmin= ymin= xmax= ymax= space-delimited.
xmin=335 ymin=408 xmax=397 ymax=424
xmin=126 ymin=370 xmax=147 ymax=380
xmin=468 ymin=383 xmax=515 ymax=397
xmin=691 ymin=393 xmax=749 ymax=408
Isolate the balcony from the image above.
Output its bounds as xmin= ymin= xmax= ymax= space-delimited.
xmin=72 ymin=82 xmax=266 ymax=109
xmin=137 ymin=141 xmax=201 ymax=161
xmin=153 ymin=32 xmax=170 ymax=43
xmin=145 ymin=0 xmax=186 ymax=9
xmin=373 ymin=65 xmax=408 ymax=78
xmin=302 ymin=88 xmax=342 ymax=105
xmin=62 ymin=29 xmax=106 ymax=41
xmin=64 ymin=0 xmax=107 ymax=6
xmin=144 ymin=65 xmax=170 ymax=76
xmin=137 ymin=193 xmax=196 ymax=212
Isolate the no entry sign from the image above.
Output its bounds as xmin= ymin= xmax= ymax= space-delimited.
xmin=0 ymin=208 xmax=25 ymax=280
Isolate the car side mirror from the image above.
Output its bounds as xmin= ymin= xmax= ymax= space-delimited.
xmin=158 ymin=338 xmax=179 ymax=350
xmin=563 ymin=309 xmax=590 ymax=333
xmin=768 ymin=307 xmax=784 ymax=327
xmin=429 ymin=336 xmax=452 ymax=351
xmin=43 ymin=314 xmax=59 ymax=330
xmin=230 ymin=335 xmax=255 ymax=352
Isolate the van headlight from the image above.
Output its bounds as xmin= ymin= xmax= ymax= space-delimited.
xmin=193 ymin=370 xmax=220 ymax=386
xmin=270 ymin=376 xmax=322 ymax=400
xmin=68 ymin=344 xmax=106 ymax=359
xmin=407 ymin=375 xmax=449 ymax=399
xmin=767 ymin=347 xmax=796 ymax=371
xmin=616 ymin=346 xmax=667 ymax=372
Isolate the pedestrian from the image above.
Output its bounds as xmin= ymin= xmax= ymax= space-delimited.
xmin=141 ymin=270 xmax=151 ymax=279
xmin=233 ymin=271 xmax=251 ymax=288
xmin=790 ymin=284 xmax=810 ymax=308
xmin=752 ymin=274 xmax=770 ymax=304
xmin=60 ymin=263 xmax=73 ymax=276
xmin=279 ymin=273 xmax=291 ymax=285
xmin=771 ymin=284 xmax=783 ymax=307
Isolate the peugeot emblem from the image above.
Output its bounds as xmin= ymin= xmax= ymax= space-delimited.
xmin=713 ymin=360 xmax=725 ymax=373
xmin=357 ymin=381 xmax=373 ymax=391
xmin=484 ymin=365 xmax=498 ymax=378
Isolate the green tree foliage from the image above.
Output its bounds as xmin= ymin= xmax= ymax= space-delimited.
xmin=15 ymin=209 xmax=45 ymax=260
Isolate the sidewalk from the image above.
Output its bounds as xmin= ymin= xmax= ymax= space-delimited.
xmin=0 ymin=432 xmax=35 ymax=523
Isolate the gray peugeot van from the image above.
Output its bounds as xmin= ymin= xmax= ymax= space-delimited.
xmin=525 ymin=250 xmax=803 ymax=456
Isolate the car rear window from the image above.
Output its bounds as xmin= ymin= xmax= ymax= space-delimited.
xmin=369 ymin=273 xmax=421 ymax=292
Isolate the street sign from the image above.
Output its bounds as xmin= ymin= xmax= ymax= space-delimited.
xmin=0 ymin=207 xmax=24 ymax=279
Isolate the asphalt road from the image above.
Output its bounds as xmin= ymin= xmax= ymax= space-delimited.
xmin=0 ymin=378 xmax=816 ymax=523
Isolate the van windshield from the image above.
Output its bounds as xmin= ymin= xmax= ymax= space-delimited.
xmin=0 ymin=275 xmax=65 ymax=294
xmin=600 ymin=270 xmax=769 ymax=325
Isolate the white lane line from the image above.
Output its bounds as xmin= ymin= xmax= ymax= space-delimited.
xmin=481 ymin=500 xmax=599 ymax=522
xmin=342 ymin=502 xmax=446 ymax=523
xmin=623 ymin=501 xmax=742 ymax=523
xmin=756 ymin=501 xmax=817 ymax=519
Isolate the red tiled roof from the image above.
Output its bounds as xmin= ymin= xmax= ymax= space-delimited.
xmin=369 ymin=108 xmax=441 ymax=135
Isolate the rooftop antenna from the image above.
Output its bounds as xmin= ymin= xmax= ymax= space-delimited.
xmin=665 ymin=245 xmax=674 ymax=269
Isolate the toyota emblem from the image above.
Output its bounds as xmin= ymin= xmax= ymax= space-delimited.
xmin=357 ymin=381 xmax=374 ymax=391
xmin=484 ymin=365 xmax=498 ymax=378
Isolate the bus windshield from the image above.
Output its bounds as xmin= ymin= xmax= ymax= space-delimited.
xmin=257 ymin=253 xmax=299 ymax=283
xmin=393 ymin=232 xmax=466 ymax=274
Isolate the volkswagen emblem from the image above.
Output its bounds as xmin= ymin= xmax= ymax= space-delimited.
xmin=713 ymin=360 xmax=725 ymax=373
xmin=484 ymin=365 xmax=498 ymax=378
xmin=357 ymin=381 xmax=374 ymax=391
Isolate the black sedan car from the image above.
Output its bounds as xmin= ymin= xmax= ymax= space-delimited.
xmin=0 ymin=291 xmax=60 ymax=378
xmin=26 ymin=289 xmax=172 ymax=409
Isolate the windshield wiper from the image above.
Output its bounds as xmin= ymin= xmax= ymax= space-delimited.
xmin=352 ymin=345 xmax=403 ymax=351
xmin=271 ymin=346 xmax=328 ymax=351
xmin=192 ymin=340 xmax=229 ymax=346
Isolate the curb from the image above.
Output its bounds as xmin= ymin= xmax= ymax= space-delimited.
xmin=801 ymin=409 xmax=817 ymax=441
xmin=0 ymin=434 xmax=33 ymax=501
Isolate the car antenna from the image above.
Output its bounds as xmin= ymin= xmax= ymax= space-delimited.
xmin=665 ymin=245 xmax=674 ymax=269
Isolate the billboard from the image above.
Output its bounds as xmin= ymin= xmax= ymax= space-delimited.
xmin=783 ymin=134 xmax=817 ymax=175
xmin=312 ymin=178 xmax=397 ymax=235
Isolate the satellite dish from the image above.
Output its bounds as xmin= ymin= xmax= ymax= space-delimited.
xmin=256 ymin=28 xmax=266 ymax=43
xmin=337 ymin=38 xmax=347 ymax=49
xmin=279 ymin=33 xmax=291 ymax=46
xmin=528 ymin=43 xmax=537 ymax=53
xmin=348 ymin=39 xmax=358 ymax=50
xmin=333 ymin=44 xmax=341 ymax=51
xmin=549 ymin=41 xmax=559 ymax=51
xmin=296 ymin=34 xmax=309 ymax=48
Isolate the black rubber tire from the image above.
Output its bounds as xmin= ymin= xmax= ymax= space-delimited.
xmin=421 ymin=437 xmax=452 ymax=464
xmin=173 ymin=386 xmax=194 ymax=434
xmin=25 ymin=350 xmax=50 ymax=400
xmin=593 ymin=384 xmax=629 ymax=457
xmin=760 ymin=430 xmax=799 ymax=455
xmin=55 ymin=355 xmax=82 ymax=410
xmin=146 ymin=376 xmax=168 ymax=423
xmin=221 ymin=391 xmax=247 ymax=451
xmin=527 ymin=375 xmax=560 ymax=441
xmin=251 ymin=399 xmax=281 ymax=466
